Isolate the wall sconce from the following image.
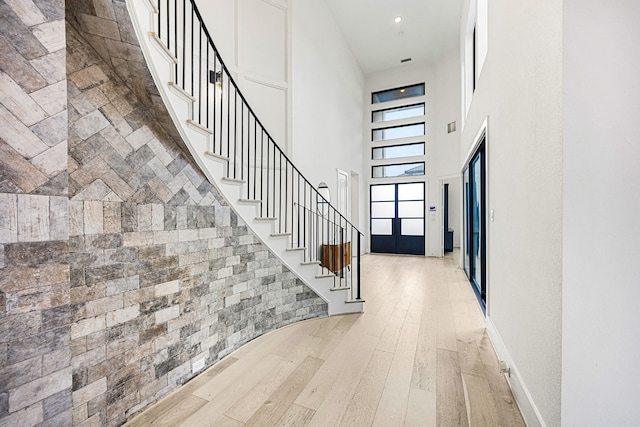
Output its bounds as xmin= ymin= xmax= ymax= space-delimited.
xmin=209 ymin=70 xmax=223 ymax=96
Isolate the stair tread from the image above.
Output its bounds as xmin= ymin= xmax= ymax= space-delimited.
xmin=238 ymin=199 xmax=262 ymax=204
xmin=186 ymin=119 xmax=213 ymax=135
xmin=148 ymin=32 xmax=177 ymax=64
xmin=204 ymin=151 xmax=229 ymax=162
xmin=168 ymin=81 xmax=195 ymax=102
xmin=285 ymin=247 xmax=306 ymax=251
xmin=221 ymin=177 xmax=246 ymax=184
xmin=271 ymin=233 xmax=292 ymax=237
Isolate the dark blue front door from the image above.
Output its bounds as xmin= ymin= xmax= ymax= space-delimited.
xmin=370 ymin=182 xmax=425 ymax=255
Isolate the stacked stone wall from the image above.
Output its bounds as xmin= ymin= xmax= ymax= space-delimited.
xmin=0 ymin=1 xmax=328 ymax=426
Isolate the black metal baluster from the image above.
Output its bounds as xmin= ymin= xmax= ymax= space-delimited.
xmin=226 ymin=73 xmax=230 ymax=172
xmin=212 ymin=59 xmax=217 ymax=153
xmin=296 ymin=172 xmax=301 ymax=246
xmin=278 ymin=151 xmax=282 ymax=232
xmin=197 ymin=21 xmax=202 ymax=124
xmin=284 ymin=161 xmax=288 ymax=235
xmin=173 ymin=0 xmax=177 ymax=82
xmin=190 ymin=5 xmax=193 ymax=107
xmin=219 ymin=63 xmax=224 ymax=157
xmin=253 ymin=116 xmax=257 ymax=200
xmin=205 ymin=44 xmax=209 ymax=129
xmin=356 ymin=232 xmax=361 ymax=300
xmin=182 ymin=0 xmax=185 ymax=89
xmin=240 ymin=102 xmax=244 ymax=179
xmin=260 ymin=130 xmax=264 ymax=216
xmin=265 ymin=135 xmax=269 ymax=217
xmin=272 ymin=139 xmax=276 ymax=219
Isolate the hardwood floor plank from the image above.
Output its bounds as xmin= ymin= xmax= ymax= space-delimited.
xmin=338 ymin=350 xmax=393 ymax=427
xmin=294 ymin=321 xmax=372 ymax=410
xmin=309 ymin=314 xmax=343 ymax=338
xmin=372 ymin=321 xmax=420 ymax=427
xmin=405 ymin=387 xmax=436 ymax=427
xmin=244 ymin=356 xmax=324 ymax=426
xmin=305 ymin=334 xmax=379 ymax=427
xmin=410 ymin=320 xmax=437 ymax=392
xmin=309 ymin=314 xmax=360 ymax=361
xmin=182 ymin=354 xmax=283 ymax=425
xmin=275 ymin=404 xmax=315 ymax=427
xmin=476 ymin=330 xmax=500 ymax=368
xmin=376 ymin=307 xmax=407 ymax=353
xmin=436 ymin=298 xmax=458 ymax=352
xmin=225 ymin=334 xmax=321 ymax=423
xmin=454 ymin=304 xmax=486 ymax=379
xmin=123 ymin=356 xmax=238 ymax=426
xmin=436 ymin=349 xmax=469 ymax=427
xmin=207 ymin=416 xmax=243 ymax=427
xmin=148 ymin=395 xmax=208 ymax=427
xmin=483 ymin=364 xmax=527 ymax=427
xmin=463 ymin=372 xmax=499 ymax=426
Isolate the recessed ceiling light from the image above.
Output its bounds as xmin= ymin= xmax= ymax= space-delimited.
xmin=394 ymin=16 xmax=402 ymax=23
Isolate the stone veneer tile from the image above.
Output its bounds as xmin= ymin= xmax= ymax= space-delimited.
xmin=83 ymin=201 xmax=104 ymax=235
xmin=80 ymin=13 xmax=121 ymax=41
xmin=0 ymin=105 xmax=49 ymax=159
xmin=72 ymin=109 xmax=110 ymax=140
xmin=16 ymin=194 xmax=50 ymax=242
xmin=72 ymin=377 xmax=107 ymax=407
xmin=30 ymin=110 xmax=68 ymax=147
xmin=0 ymin=403 xmax=43 ymax=427
xmin=32 ymin=19 xmax=66 ymax=53
xmin=0 ymin=194 xmax=19 ymax=244
xmin=9 ymin=367 xmax=71 ymax=412
xmin=4 ymin=0 xmax=47 ymax=27
xmin=0 ymin=71 xmax=47 ymax=127
xmin=29 ymin=79 xmax=67 ymax=116
xmin=31 ymin=140 xmax=68 ymax=177
xmin=0 ymin=34 xmax=47 ymax=93
xmin=30 ymin=49 xmax=66 ymax=84
xmin=68 ymin=64 xmax=109 ymax=91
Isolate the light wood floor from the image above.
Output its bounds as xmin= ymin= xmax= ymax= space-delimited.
xmin=124 ymin=252 xmax=525 ymax=427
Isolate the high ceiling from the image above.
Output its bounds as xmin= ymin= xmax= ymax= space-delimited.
xmin=324 ymin=0 xmax=464 ymax=76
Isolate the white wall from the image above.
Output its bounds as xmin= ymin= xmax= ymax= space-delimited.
xmin=196 ymin=0 xmax=289 ymax=147
xmin=562 ymin=1 xmax=640 ymax=425
xmin=197 ymin=0 xmax=365 ymax=229
xmin=459 ymin=0 xmax=563 ymax=425
xmin=290 ymin=0 xmax=365 ymax=227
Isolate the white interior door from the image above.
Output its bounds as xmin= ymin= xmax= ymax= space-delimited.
xmin=337 ymin=169 xmax=349 ymax=220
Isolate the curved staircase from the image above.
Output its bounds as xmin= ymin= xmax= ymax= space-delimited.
xmin=126 ymin=0 xmax=364 ymax=315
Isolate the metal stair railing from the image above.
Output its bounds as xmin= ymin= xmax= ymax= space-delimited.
xmin=154 ymin=0 xmax=363 ymax=300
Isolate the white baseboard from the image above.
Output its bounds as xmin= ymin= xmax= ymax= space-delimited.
xmin=485 ymin=316 xmax=547 ymax=427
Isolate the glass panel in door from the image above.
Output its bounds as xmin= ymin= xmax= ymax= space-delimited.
xmin=471 ymin=154 xmax=483 ymax=294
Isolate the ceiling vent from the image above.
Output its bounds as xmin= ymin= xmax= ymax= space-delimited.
xmin=401 ymin=57 xmax=412 ymax=63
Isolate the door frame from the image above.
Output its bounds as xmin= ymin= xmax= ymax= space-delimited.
xmin=462 ymin=118 xmax=489 ymax=313
xmin=438 ymin=173 xmax=461 ymax=257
